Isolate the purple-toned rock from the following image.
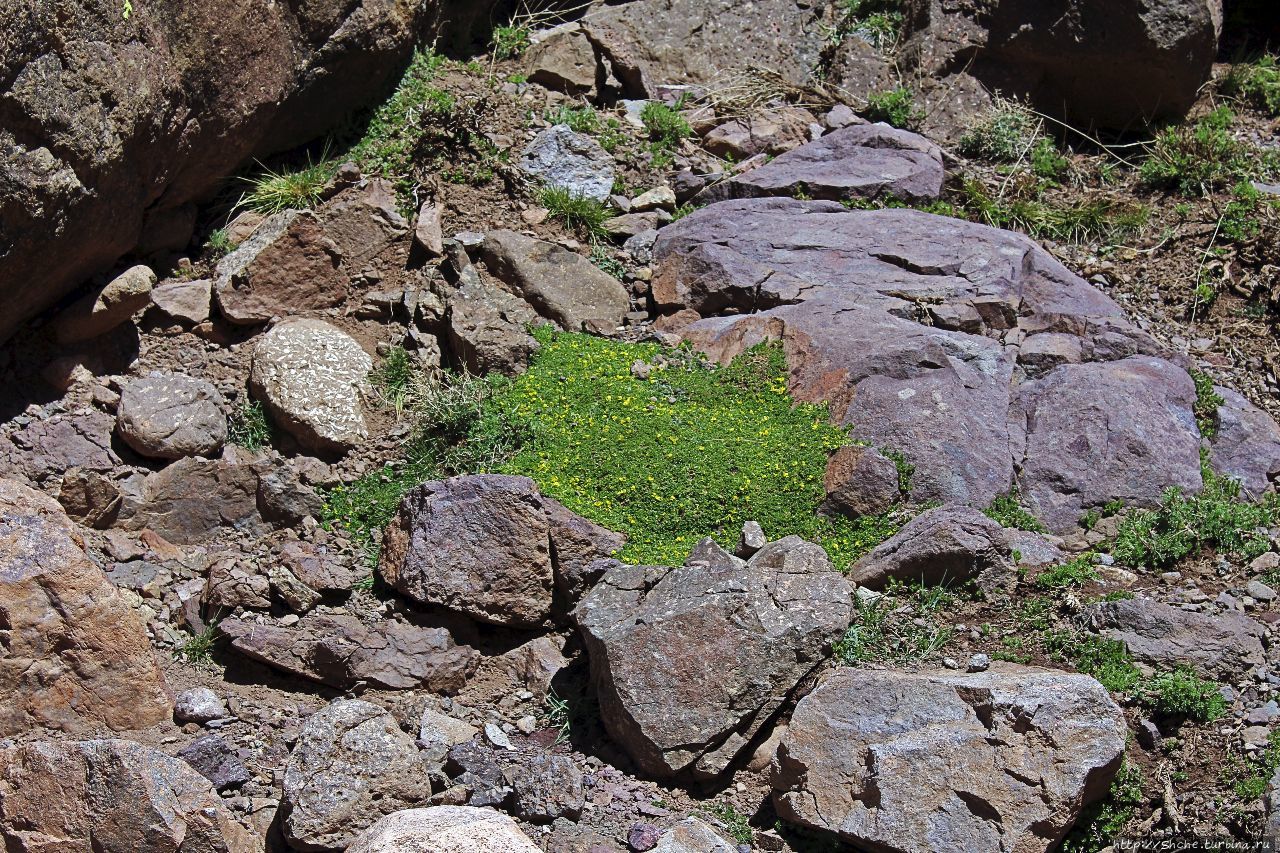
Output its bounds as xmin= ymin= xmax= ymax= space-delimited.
xmin=0 ymin=408 xmax=120 ymax=486
xmin=850 ymin=505 xmax=1015 ymax=594
xmin=699 ymin=124 xmax=943 ymax=204
xmin=702 ymin=106 xmax=817 ymax=159
xmin=575 ymin=536 xmax=852 ymax=779
xmin=1015 ymin=357 xmax=1202 ymax=531
xmin=214 ymin=211 xmax=344 ymax=325
xmin=822 ymin=445 xmax=901 ymax=516
xmin=1210 ymin=386 xmax=1280 ymax=497
xmin=772 ymin=666 xmax=1127 ymax=853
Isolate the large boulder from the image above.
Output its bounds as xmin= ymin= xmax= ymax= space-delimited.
xmin=1080 ymin=596 xmax=1265 ymax=679
xmin=700 ymin=123 xmax=944 ymax=204
xmin=249 ymin=319 xmax=372 ymax=454
xmin=897 ymin=0 xmax=1222 ymax=129
xmin=346 ymin=806 xmax=542 ymax=853
xmin=281 ymin=699 xmax=435 ymax=852
xmin=651 ymin=199 xmax=1250 ymax=530
xmin=481 ymin=230 xmax=630 ymax=331
xmin=772 ymin=666 xmax=1127 ymax=853
xmin=380 ymin=475 xmax=622 ymax=627
xmin=0 ymin=479 xmax=171 ymax=736
xmin=0 ymin=740 xmax=257 ymax=853
xmin=0 ymin=0 xmax=505 ymax=343
xmin=575 ymin=536 xmax=853 ymax=779
xmin=850 ymin=505 xmax=1014 ymax=595
xmin=1210 ymin=386 xmax=1280 ymax=497
xmin=218 ymin=612 xmax=478 ymax=693
xmin=119 ymin=453 xmax=268 ymax=543
xmin=116 ymin=372 xmax=228 ymax=460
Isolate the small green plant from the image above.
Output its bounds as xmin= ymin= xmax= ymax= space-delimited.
xmin=539 ymin=187 xmax=610 ymax=240
xmin=985 ymin=489 xmax=1045 ymax=532
xmin=671 ymin=203 xmax=699 ymax=222
xmin=492 ymin=24 xmax=532 ymax=60
xmin=1030 ymin=137 xmax=1070 ymax=182
xmin=239 ymin=153 xmax=335 ymax=214
xmin=589 ymin=243 xmax=628 ymax=279
xmin=1224 ymin=54 xmax=1280 ymax=117
xmin=1139 ymin=107 xmax=1266 ymax=196
xmin=1229 ymin=728 xmax=1280 ymax=801
xmin=546 ymin=689 xmax=571 ymax=744
xmin=641 ymin=100 xmax=692 ymax=150
xmin=958 ymin=178 xmax=1149 ymax=244
xmin=834 ymin=585 xmax=954 ymax=665
xmin=882 ymin=448 xmax=915 ymax=495
xmin=122 ymin=0 xmax=132 ymax=19
xmin=228 ymin=400 xmax=273 ymax=451
xmin=1191 ymin=370 xmax=1224 ymax=438
xmin=958 ymin=99 xmax=1042 ymax=162
xmin=1112 ymin=467 xmax=1278 ymax=569
xmin=1221 ymin=180 xmax=1280 ymax=243
xmin=1045 ymin=631 xmax=1142 ymax=694
xmin=1060 ymin=759 xmax=1146 ymax=851
xmin=545 ymin=104 xmax=603 ymax=134
xmin=321 ymin=445 xmax=440 ymax=561
xmin=372 ymin=347 xmax=417 ymax=414
xmin=827 ymin=0 xmax=904 ymax=50
xmin=707 ymin=804 xmax=753 ymax=845
xmin=1144 ymin=666 xmax=1226 ymax=722
xmin=863 ymin=87 xmax=923 ymax=130
xmin=204 ymin=228 xmax=234 ymax=260
xmin=177 ymin=623 xmax=219 ymax=665
xmin=1035 ymin=554 xmax=1100 ymax=589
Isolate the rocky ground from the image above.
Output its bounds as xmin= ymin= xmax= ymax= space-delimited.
xmin=2 ymin=1 xmax=1280 ymax=852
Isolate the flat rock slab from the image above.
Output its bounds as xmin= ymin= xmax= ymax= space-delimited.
xmin=282 ymin=700 xmax=434 ymax=852
xmin=0 ymin=479 xmax=171 ymax=736
xmin=651 ymin=199 xmax=1241 ymax=530
xmin=700 ymin=123 xmax=944 ymax=204
xmin=1080 ymin=596 xmax=1265 ymax=679
xmin=772 ymin=666 xmax=1127 ymax=853
xmin=0 ymin=739 xmax=257 ymax=853
xmin=520 ymin=125 xmax=614 ymax=201
xmin=481 ymin=230 xmax=629 ymax=330
xmin=346 ymin=806 xmax=542 ymax=853
xmin=575 ymin=536 xmax=852 ymax=779
xmin=249 ymin=319 xmax=371 ymax=454
xmin=219 ymin=612 xmax=478 ymax=693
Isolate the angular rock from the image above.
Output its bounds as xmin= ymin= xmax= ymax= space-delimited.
xmin=575 ymin=536 xmax=853 ymax=778
xmin=822 ymin=444 xmax=901 ymax=516
xmin=1210 ymin=386 xmax=1280 ymax=497
xmin=652 ymin=199 xmax=1208 ymax=527
xmin=53 ymin=264 xmax=155 ymax=343
xmin=653 ymin=818 xmax=735 ymax=853
xmin=604 ymin=211 xmax=668 ymax=239
xmin=282 ymin=699 xmax=434 ymax=852
xmin=116 ymin=372 xmax=228 ymax=460
xmin=520 ymin=125 xmax=615 ymax=202
xmin=702 ymin=106 xmax=817 ymax=159
xmin=275 ymin=539 xmax=359 ymax=594
xmin=249 ymin=319 xmax=371 ymax=454
xmin=1015 ymin=357 xmax=1203 ymax=531
xmin=545 ymin=495 xmax=627 ymax=602
xmin=850 ymin=505 xmax=1014 ymax=594
xmin=214 ymin=211 xmax=344 ymax=324
xmin=379 ymin=475 xmax=555 ymax=627
xmin=0 ymin=407 xmax=121 ymax=485
xmin=122 ymin=455 xmax=266 ymax=544
xmin=415 ymin=198 xmax=445 ymax=257
xmin=1005 ymin=528 xmax=1065 ymax=568
xmin=772 ymin=666 xmax=1127 ymax=853
xmin=345 ymin=806 xmax=542 ymax=853
xmin=1080 ymin=596 xmax=1265 ymax=679
xmin=481 ymin=230 xmax=630 ymax=330
xmin=0 ymin=479 xmax=171 ymax=736
xmin=526 ymin=24 xmax=601 ymax=96
xmin=419 ymin=708 xmax=479 ymax=754
xmin=510 ymin=753 xmax=585 ymax=822
xmin=57 ymin=466 xmax=122 ymax=528
xmin=447 ymin=741 xmax=512 ymax=808
xmin=174 ymin=687 xmax=228 ymax=725
xmin=502 ymin=636 xmax=571 ymax=701
xmin=446 ymin=278 xmax=540 ymax=375
xmin=0 ymin=739 xmax=256 ymax=853
xmin=176 ymin=734 xmax=252 ymax=791
xmin=205 ymin=557 xmax=272 ymax=612
xmin=218 ymin=613 xmax=477 ymax=693
xmin=700 ymin=124 xmax=943 ymax=204
xmin=319 ymin=178 xmax=409 ymax=271
xmin=151 ymin=278 xmax=213 ymax=325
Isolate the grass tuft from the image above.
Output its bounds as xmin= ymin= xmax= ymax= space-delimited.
xmin=863 ymin=87 xmax=923 ymax=130
xmin=1139 ymin=107 xmax=1275 ymax=197
xmin=239 ymin=155 xmax=335 ymax=214
xmin=539 ymin=187 xmax=610 ymax=240
xmin=228 ymin=400 xmax=274 ymax=451
xmin=1224 ymin=54 xmax=1280 ymax=117
xmin=985 ymin=488 xmax=1046 ymax=532
xmin=641 ymin=100 xmax=692 ymax=150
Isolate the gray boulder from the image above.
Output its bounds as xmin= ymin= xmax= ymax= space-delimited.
xmin=510 ymin=753 xmax=585 ymax=822
xmin=520 ymin=125 xmax=615 ymax=202
xmin=281 ymin=699 xmax=434 ymax=852
xmin=151 ymin=278 xmax=213 ymax=325
xmin=345 ymin=806 xmax=542 ymax=853
xmin=446 ymin=278 xmax=540 ymax=375
xmin=772 ymin=666 xmax=1127 ymax=853
xmin=1210 ymin=386 xmax=1280 ymax=497
xmin=700 ymin=123 xmax=944 ymax=204
xmin=850 ymin=505 xmax=1014 ymax=595
xmin=1080 ymin=596 xmax=1265 ymax=679
xmin=116 ymin=373 xmax=228 ymax=460
xmin=0 ymin=739 xmax=256 ymax=852
xmin=481 ymin=230 xmax=629 ymax=331
xmin=575 ymin=536 xmax=853 ymax=779
xmin=218 ymin=613 xmax=477 ymax=693
xmin=249 ymin=319 xmax=372 ymax=454
xmin=173 ymin=687 xmax=227 ymax=725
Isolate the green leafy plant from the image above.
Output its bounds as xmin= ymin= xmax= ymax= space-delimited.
xmin=707 ymin=804 xmax=753 ymax=845
xmin=492 ymin=24 xmax=532 ymax=60
xmin=176 ymin=622 xmax=219 ymax=665
xmin=228 ymin=399 xmax=274 ymax=451
xmin=1145 ymin=666 xmax=1226 ymax=722
xmin=589 ymin=243 xmax=628 ymax=279
xmin=958 ymin=99 xmax=1042 ymax=162
xmin=863 ymin=87 xmax=923 ymax=130
xmin=1060 ymin=760 xmax=1146 ymax=851
xmin=985 ymin=489 xmax=1045 ymax=532
xmin=539 ymin=187 xmax=610 ymax=240
xmin=1139 ymin=107 xmax=1270 ymax=196
xmin=545 ymin=104 xmax=603 ymax=134
xmin=1030 ymin=137 xmax=1070 ymax=182
xmin=641 ymin=100 xmax=692 ymax=150
xmin=1191 ymin=370 xmax=1224 ymax=438
xmin=546 ymin=689 xmax=571 ymax=744
xmin=827 ymin=0 xmax=904 ymax=50
xmin=1224 ymin=54 xmax=1280 ymax=117
xmin=834 ymin=583 xmax=955 ymax=665
xmin=1035 ymin=554 xmax=1100 ymax=589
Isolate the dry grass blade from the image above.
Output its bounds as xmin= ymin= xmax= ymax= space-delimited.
xmin=698 ymin=65 xmax=851 ymax=122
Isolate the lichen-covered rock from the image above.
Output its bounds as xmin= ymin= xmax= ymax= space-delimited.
xmin=575 ymin=536 xmax=852 ymax=779
xmin=249 ymin=319 xmax=371 ymax=454
xmin=345 ymin=806 xmax=542 ymax=853
xmin=701 ymin=123 xmax=944 ymax=203
xmin=0 ymin=739 xmax=256 ymax=853
xmin=519 ymin=125 xmax=615 ymax=201
xmin=0 ymin=479 xmax=171 ymax=736
xmin=116 ymin=372 xmax=227 ymax=460
xmin=772 ymin=666 xmax=1127 ymax=853
xmin=281 ymin=700 xmax=435 ymax=852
